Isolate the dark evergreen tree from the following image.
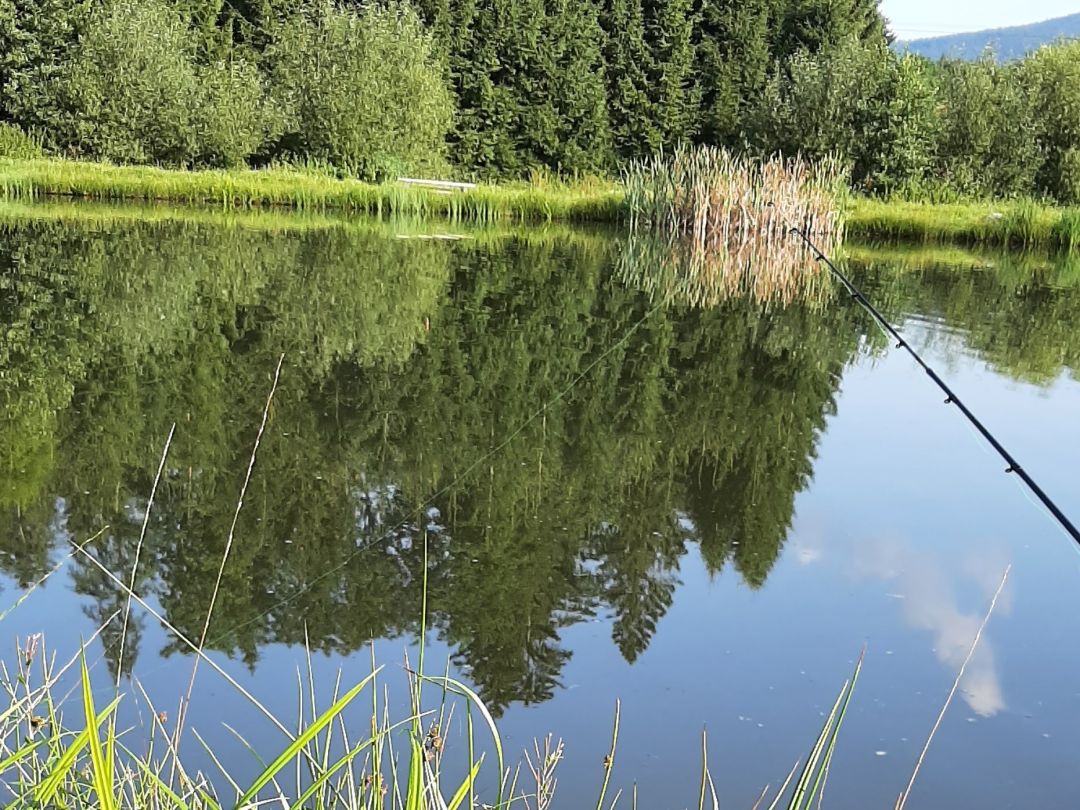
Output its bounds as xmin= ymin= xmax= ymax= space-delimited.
xmin=444 ymin=0 xmax=610 ymax=176
xmin=443 ymin=0 xmax=531 ymax=175
xmin=773 ymin=0 xmax=888 ymax=60
xmin=647 ymin=0 xmax=698 ymax=147
xmin=692 ymin=0 xmax=774 ymax=146
xmin=539 ymin=0 xmax=611 ymax=172
xmin=599 ymin=0 xmax=658 ymax=160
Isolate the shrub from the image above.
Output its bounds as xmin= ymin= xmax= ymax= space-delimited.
xmin=266 ymin=0 xmax=453 ymax=180
xmin=25 ymin=0 xmax=270 ymax=167
xmin=749 ymin=38 xmax=939 ymax=195
xmin=1060 ymin=148 xmax=1080 ymax=206
xmin=1022 ymin=41 xmax=1080 ymax=204
xmin=933 ymin=58 xmax=1040 ymax=199
xmin=54 ymin=0 xmax=199 ymax=163
xmin=193 ymin=58 xmax=278 ymax=168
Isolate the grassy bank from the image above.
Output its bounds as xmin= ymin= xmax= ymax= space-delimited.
xmin=0 ymin=158 xmax=624 ymax=223
xmin=3 ymin=157 xmax=1080 ymax=250
xmin=846 ymin=198 xmax=1080 ymax=251
xmin=0 ymin=198 xmax=619 ymax=248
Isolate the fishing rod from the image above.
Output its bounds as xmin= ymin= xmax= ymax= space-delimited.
xmin=788 ymin=224 xmax=1080 ymax=547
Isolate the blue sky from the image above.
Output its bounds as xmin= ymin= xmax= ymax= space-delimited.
xmin=881 ymin=0 xmax=1079 ymax=40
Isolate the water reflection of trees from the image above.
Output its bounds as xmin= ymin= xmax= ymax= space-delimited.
xmin=11 ymin=218 xmax=1074 ymax=714
xmin=844 ymin=244 xmax=1080 ymax=384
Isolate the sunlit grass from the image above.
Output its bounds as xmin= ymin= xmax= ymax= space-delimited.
xmin=847 ymin=198 xmax=1080 ymax=250
xmin=0 ymin=158 xmax=624 ymax=223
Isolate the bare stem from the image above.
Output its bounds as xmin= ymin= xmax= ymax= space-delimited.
xmin=896 ymin=564 xmax=1012 ymax=810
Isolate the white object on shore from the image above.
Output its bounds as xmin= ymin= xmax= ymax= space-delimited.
xmin=398 ymin=177 xmax=477 ymax=191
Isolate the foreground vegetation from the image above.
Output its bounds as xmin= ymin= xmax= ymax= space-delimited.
xmin=0 ymin=608 xmax=862 ymax=809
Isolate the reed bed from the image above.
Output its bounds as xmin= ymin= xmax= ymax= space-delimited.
xmin=621 ymin=147 xmax=846 ymax=305
xmin=616 ymin=233 xmax=834 ymax=309
xmin=624 ymin=146 xmax=848 ymax=252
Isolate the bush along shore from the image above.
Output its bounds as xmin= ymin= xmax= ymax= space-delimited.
xmin=3 ymin=156 xmax=1080 ymax=251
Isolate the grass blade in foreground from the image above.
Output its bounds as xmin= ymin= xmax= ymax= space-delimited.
xmin=418 ymin=674 xmax=506 ymax=807
xmin=81 ymin=654 xmax=117 ymax=810
xmin=786 ymin=651 xmax=864 ymax=810
xmin=236 ymin=667 xmax=380 ymax=806
xmin=33 ymin=694 xmax=121 ymax=806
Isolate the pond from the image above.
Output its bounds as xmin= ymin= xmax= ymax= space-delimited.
xmin=1 ymin=203 xmax=1079 ymax=808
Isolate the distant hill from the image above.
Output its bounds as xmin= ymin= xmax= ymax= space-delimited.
xmin=899 ymin=13 xmax=1080 ymax=61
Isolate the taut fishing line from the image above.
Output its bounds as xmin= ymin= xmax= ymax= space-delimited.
xmin=789 ymin=225 xmax=1080 ymax=547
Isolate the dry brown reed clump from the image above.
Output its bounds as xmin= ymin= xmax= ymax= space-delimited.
xmin=622 ymin=146 xmax=848 ymax=306
xmin=616 ymin=233 xmax=835 ymax=309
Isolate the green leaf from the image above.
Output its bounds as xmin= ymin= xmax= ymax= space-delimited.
xmin=34 ymin=694 xmax=121 ymax=806
xmin=236 ymin=667 xmax=380 ymax=806
xmin=128 ymin=755 xmax=191 ymax=810
xmin=81 ymin=654 xmax=117 ymax=810
xmin=447 ymin=755 xmax=484 ymax=810
xmin=419 ymin=674 xmax=505 ymax=806
xmin=288 ymin=715 xmax=417 ymax=810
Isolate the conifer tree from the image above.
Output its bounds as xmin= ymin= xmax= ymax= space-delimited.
xmin=649 ymin=0 xmax=698 ymax=147
xmin=538 ymin=0 xmax=611 ymax=173
xmin=774 ymin=0 xmax=887 ymax=60
xmin=444 ymin=0 xmax=526 ymax=175
xmin=693 ymin=0 xmax=774 ymax=146
xmin=600 ymin=0 xmax=658 ymax=160
xmin=445 ymin=0 xmax=610 ymax=176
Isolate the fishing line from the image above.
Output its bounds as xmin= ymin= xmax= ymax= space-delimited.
xmin=204 ymin=290 xmax=675 ymax=648
xmin=790 ymin=225 xmax=1080 ymax=547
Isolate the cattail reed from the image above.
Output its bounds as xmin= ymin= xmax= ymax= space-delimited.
xmin=615 ymin=232 xmax=835 ymax=309
xmin=622 ymin=146 xmax=847 ymax=306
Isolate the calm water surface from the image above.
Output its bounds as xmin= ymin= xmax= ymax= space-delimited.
xmin=2 ymin=206 xmax=1079 ymax=807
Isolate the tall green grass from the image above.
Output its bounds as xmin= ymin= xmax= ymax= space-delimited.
xmin=0 ymin=625 xmax=864 ymax=809
xmin=0 ymin=158 xmax=624 ymax=223
xmin=847 ymin=198 xmax=1080 ymax=250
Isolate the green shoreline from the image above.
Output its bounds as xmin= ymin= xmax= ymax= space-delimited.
xmin=3 ymin=157 xmax=1079 ymax=250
